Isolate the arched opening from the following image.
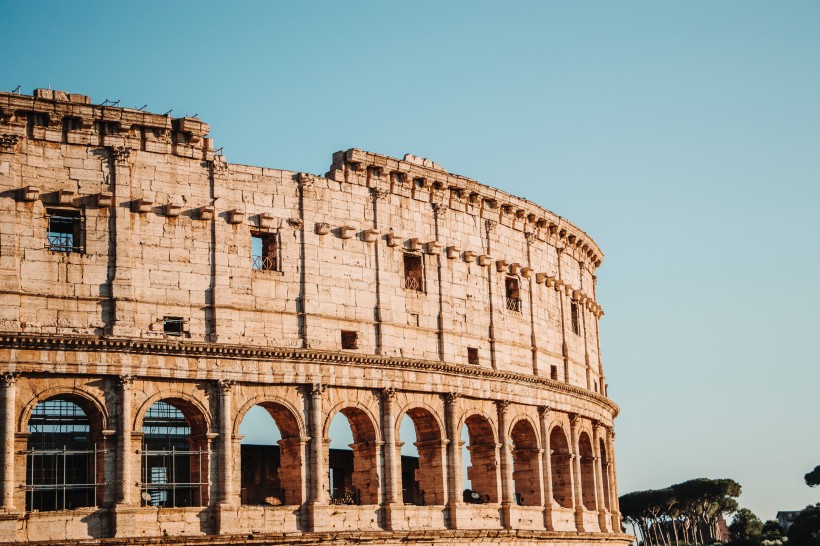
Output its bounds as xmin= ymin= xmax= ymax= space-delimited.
xmin=599 ymin=438 xmax=610 ymax=511
xmin=327 ymin=407 xmax=379 ymax=505
xmin=141 ymin=399 xmax=209 ymax=507
xmin=579 ymin=432 xmax=596 ymax=510
xmin=398 ymin=407 xmax=445 ymax=506
xmin=238 ymin=402 xmax=303 ymax=506
xmin=549 ymin=426 xmax=573 ymax=508
xmin=510 ymin=419 xmax=541 ymax=506
xmin=461 ymin=414 xmax=499 ymax=504
xmin=25 ymin=397 xmax=106 ymax=511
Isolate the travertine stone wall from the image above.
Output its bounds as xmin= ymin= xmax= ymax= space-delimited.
xmin=0 ymin=89 xmax=628 ymax=546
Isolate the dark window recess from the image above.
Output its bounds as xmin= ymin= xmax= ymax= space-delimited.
xmin=341 ymin=331 xmax=358 ymax=350
xmin=251 ymin=233 xmax=278 ymax=271
xmin=550 ymin=365 xmax=558 ymax=381
xmin=163 ymin=317 xmax=185 ymax=337
xmin=505 ymin=277 xmax=522 ymax=312
xmin=26 ymin=112 xmax=49 ymax=137
xmin=571 ymin=302 xmax=581 ymax=335
xmin=593 ymin=380 xmax=598 ymax=392
xmin=391 ymin=172 xmax=405 ymax=184
xmin=63 ymin=117 xmax=82 ymax=132
xmin=403 ymin=254 xmax=424 ymax=292
xmin=367 ymin=166 xmax=382 ymax=178
xmin=47 ymin=209 xmax=83 ymax=253
xmin=95 ymin=121 xmax=119 ymax=136
xmin=467 ymin=347 xmax=479 ymax=365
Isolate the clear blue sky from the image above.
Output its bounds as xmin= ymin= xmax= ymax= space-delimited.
xmin=3 ymin=0 xmax=818 ymax=522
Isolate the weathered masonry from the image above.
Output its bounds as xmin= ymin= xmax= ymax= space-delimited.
xmin=0 ymin=88 xmax=630 ymax=546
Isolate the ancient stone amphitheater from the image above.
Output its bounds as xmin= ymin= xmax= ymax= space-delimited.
xmin=0 ymin=88 xmax=629 ymax=546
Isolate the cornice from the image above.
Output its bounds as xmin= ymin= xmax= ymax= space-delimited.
xmin=0 ymin=332 xmax=619 ymax=416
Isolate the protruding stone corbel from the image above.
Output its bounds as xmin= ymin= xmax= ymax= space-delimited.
xmin=520 ymin=266 xmax=533 ymax=279
xmin=535 ymin=273 xmax=548 ymax=284
xmin=259 ymin=212 xmax=276 ymax=229
xmin=227 ymin=209 xmax=245 ymax=224
xmin=385 ymin=232 xmax=400 ymax=247
xmin=495 ymin=259 xmax=508 ymax=272
xmin=58 ymin=189 xmax=75 ymax=205
xmin=425 ymin=241 xmax=441 ymax=254
xmin=509 ymin=263 xmax=521 ymax=276
xmin=287 ymin=217 xmax=303 ymax=229
xmin=362 ymin=229 xmax=380 ymax=243
xmin=96 ymin=191 xmax=113 ymax=208
xmin=198 ymin=205 xmax=214 ymax=221
xmin=339 ymin=225 xmax=356 ymax=239
xmin=20 ymin=185 xmax=40 ymax=202
xmin=572 ymin=290 xmax=583 ymax=302
xmin=477 ymin=255 xmax=492 ymax=267
xmin=315 ymin=222 xmax=331 ymax=235
xmin=446 ymin=246 xmax=460 ymax=260
xmin=564 ymin=284 xmax=573 ymax=296
xmin=133 ymin=194 xmax=154 ymax=214
xmin=463 ymin=250 xmax=476 ymax=263
xmin=165 ymin=197 xmax=184 ymax=217
xmin=406 ymin=238 xmax=422 ymax=252
xmin=553 ymin=279 xmax=564 ymax=291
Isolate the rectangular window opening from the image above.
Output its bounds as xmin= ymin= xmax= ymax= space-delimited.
xmin=467 ymin=347 xmax=479 ymax=365
xmin=550 ymin=365 xmax=558 ymax=381
xmin=403 ymin=253 xmax=424 ymax=292
xmin=251 ymin=232 xmax=278 ymax=271
xmin=505 ymin=276 xmax=522 ymax=313
xmin=367 ymin=166 xmax=382 ymax=178
xmin=163 ymin=317 xmax=185 ymax=337
xmin=341 ymin=330 xmax=358 ymax=350
xmin=571 ymin=302 xmax=581 ymax=335
xmin=47 ymin=209 xmax=83 ymax=253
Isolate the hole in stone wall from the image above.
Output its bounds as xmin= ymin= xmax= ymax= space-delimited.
xmin=341 ymin=331 xmax=358 ymax=350
xmin=467 ymin=347 xmax=479 ymax=365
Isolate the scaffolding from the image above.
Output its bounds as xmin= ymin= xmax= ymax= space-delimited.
xmin=25 ymin=399 xmax=107 ymax=512
xmin=140 ymin=401 xmax=209 ymax=507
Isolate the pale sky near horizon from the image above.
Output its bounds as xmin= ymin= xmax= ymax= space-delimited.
xmin=3 ymin=0 xmax=819 ymax=522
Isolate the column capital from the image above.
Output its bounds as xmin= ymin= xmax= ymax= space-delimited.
xmin=495 ymin=400 xmax=511 ymax=413
xmin=444 ymin=392 xmax=460 ymax=406
xmin=380 ymin=387 xmax=397 ymax=402
xmin=485 ymin=219 xmax=497 ymax=233
xmin=432 ymin=202 xmax=448 ymax=218
xmin=306 ymin=383 xmax=326 ymax=397
xmin=117 ymin=375 xmax=134 ymax=390
xmin=537 ymin=405 xmax=550 ymax=417
xmin=217 ymin=378 xmax=235 ymax=393
xmin=111 ymin=145 xmax=132 ymax=164
xmin=569 ymin=413 xmax=581 ymax=427
xmin=0 ymin=372 xmax=20 ymax=386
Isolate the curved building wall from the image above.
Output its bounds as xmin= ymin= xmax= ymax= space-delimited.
xmin=0 ymin=88 xmax=628 ymax=546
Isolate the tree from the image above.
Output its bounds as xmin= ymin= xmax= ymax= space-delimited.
xmin=805 ymin=465 xmax=820 ymax=488
xmin=787 ymin=504 xmax=820 ymax=546
xmin=760 ymin=520 xmax=784 ymax=542
xmin=729 ymin=508 xmax=764 ymax=546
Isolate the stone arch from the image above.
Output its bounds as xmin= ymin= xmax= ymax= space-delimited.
xmin=134 ymin=389 xmax=211 ymax=434
xmin=235 ymin=396 xmax=306 ymax=506
xmin=510 ymin=418 xmax=542 ymax=506
xmin=325 ymin=402 xmax=381 ymax=505
xmin=139 ymin=396 xmax=211 ymax=507
xmin=19 ymin=386 xmax=109 ymax=434
xmin=21 ymin=389 xmax=109 ymax=511
xmin=578 ymin=431 xmax=596 ymax=510
xmin=396 ymin=403 xmax=446 ymax=505
xmin=461 ymin=411 xmax=499 ymax=503
xmin=549 ymin=425 xmax=573 ymax=508
xmin=599 ymin=437 xmax=610 ymax=511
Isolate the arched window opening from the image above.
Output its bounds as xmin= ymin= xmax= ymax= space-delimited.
xmin=399 ymin=408 xmax=445 ymax=506
xmin=25 ymin=398 xmax=106 ymax=511
xmin=238 ymin=403 xmax=303 ymax=506
xmin=328 ymin=408 xmax=379 ymax=505
xmin=579 ymin=432 xmax=596 ymax=510
xmin=461 ymin=414 xmax=499 ymax=504
xmin=599 ymin=438 xmax=611 ymax=511
xmin=549 ymin=426 xmax=573 ymax=508
xmin=141 ymin=400 xmax=209 ymax=508
xmin=510 ymin=420 xmax=541 ymax=506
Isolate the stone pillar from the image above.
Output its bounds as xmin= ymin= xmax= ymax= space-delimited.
xmin=607 ymin=428 xmax=622 ymax=531
xmin=308 ymin=384 xmax=326 ymax=511
xmin=594 ymin=422 xmax=609 ymax=531
xmin=115 ymin=375 xmax=134 ymax=506
xmin=538 ymin=406 xmax=554 ymax=531
xmin=381 ymin=387 xmax=403 ymax=529
xmin=108 ymin=147 xmax=139 ymax=337
xmin=217 ymin=379 xmax=235 ymax=505
xmin=496 ymin=400 xmax=514 ymax=529
xmin=444 ymin=392 xmax=461 ymax=528
xmin=570 ymin=413 xmax=585 ymax=532
xmin=556 ymin=248 xmax=570 ymax=383
xmin=0 ymin=372 xmax=18 ymax=511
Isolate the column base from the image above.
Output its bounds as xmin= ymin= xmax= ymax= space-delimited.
xmin=112 ymin=503 xmax=142 ymax=538
xmin=575 ymin=506 xmax=586 ymax=532
xmin=382 ymin=502 xmax=407 ymax=531
xmin=501 ymin=501 xmax=513 ymax=530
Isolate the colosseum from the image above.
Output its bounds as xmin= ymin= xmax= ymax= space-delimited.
xmin=0 ymin=88 xmax=629 ymax=546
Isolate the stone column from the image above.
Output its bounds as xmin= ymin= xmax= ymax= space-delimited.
xmin=115 ymin=375 xmax=134 ymax=505
xmin=381 ymin=388 xmax=403 ymax=529
xmin=217 ymin=379 xmax=235 ymax=505
xmin=308 ymin=383 xmax=326 ymax=506
xmin=538 ymin=406 xmax=554 ymax=531
xmin=570 ymin=413 xmax=585 ymax=532
xmin=108 ymin=147 xmax=138 ymax=337
xmin=593 ymin=422 xmax=608 ymax=531
xmin=0 ymin=372 xmax=18 ymax=511
xmin=496 ymin=400 xmax=514 ymax=529
xmin=444 ymin=392 xmax=461 ymax=528
xmin=607 ymin=428 xmax=622 ymax=531
xmin=556 ymin=248 xmax=570 ymax=383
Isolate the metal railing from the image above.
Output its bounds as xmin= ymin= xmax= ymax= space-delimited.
xmin=47 ymin=232 xmax=77 ymax=253
xmin=140 ymin=447 xmax=209 ymax=508
xmin=24 ymin=444 xmax=107 ymax=511
xmin=506 ymin=297 xmax=522 ymax=312
xmin=252 ymin=255 xmax=277 ymax=271
xmin=404 ymin=276 xmax=422 ymax=291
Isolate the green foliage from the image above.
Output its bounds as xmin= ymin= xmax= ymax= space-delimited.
xmin=761 ymin=520 xmax=784 ymax=541
xmin=788 ymin=504 xmax=820 ymax=546
xmin=805 ymin=466 xmax=820 ymax=488
xmin=729 ymin=508 xmax=764 ymax=546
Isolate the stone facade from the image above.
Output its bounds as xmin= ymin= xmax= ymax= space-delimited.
xmin=0 ymin=88 xmax=630 ymax=546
